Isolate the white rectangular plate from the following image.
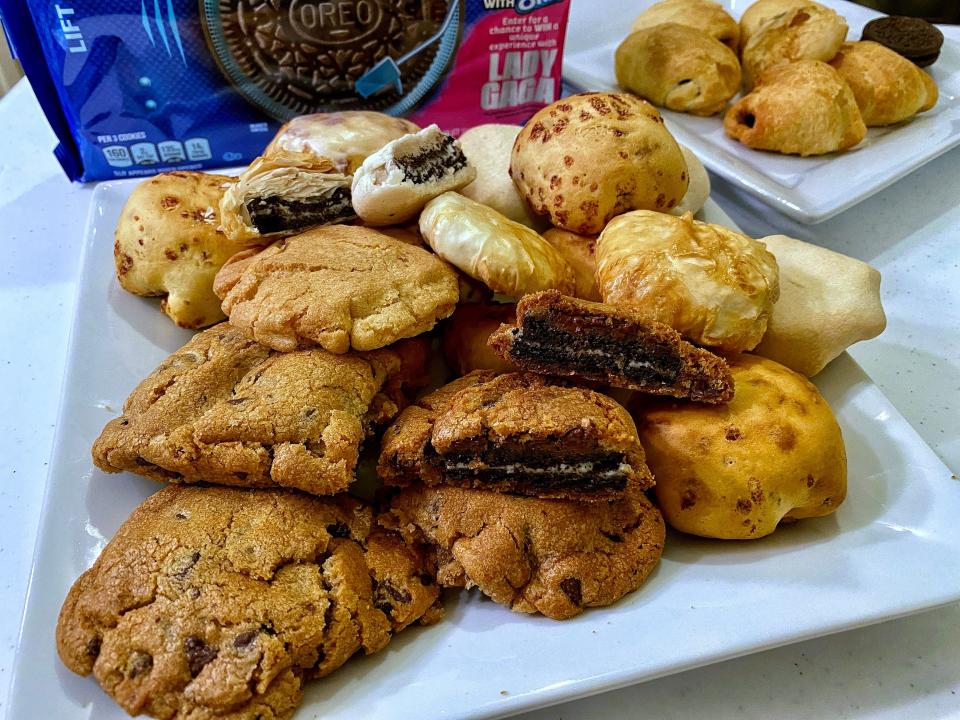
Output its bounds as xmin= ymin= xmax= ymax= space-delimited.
xmin=8 ymin=180 xmax=960 ymax=720
xmin=563 ymin=0 xmax=960 ymax=224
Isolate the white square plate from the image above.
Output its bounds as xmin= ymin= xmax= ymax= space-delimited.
xmin=8 ymin=180 xmax=960 ymax=720
xmin=562 ymin=0 xmax=960 ymax=224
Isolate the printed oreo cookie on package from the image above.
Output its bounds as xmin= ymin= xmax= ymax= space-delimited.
xmin=0 ymin=0 xmax=571 ymax=181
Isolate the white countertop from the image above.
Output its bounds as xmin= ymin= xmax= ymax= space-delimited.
xmin=0 ymin=74 xmax=958 ymax=719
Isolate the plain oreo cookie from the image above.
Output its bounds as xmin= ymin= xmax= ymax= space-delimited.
xmin=862 ymin=16 xmax=944 ymax=67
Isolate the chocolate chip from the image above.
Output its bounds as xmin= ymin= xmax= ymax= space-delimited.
xmin=326 ymin=522 xmax=350 ymax=538
xmin=128 ymin=650 xmax=153 ymax=678
xmin=601 ymin=531 xmax=623 ymax=543
xmin=85 ymin=636 xmax=101 ymax=658
xmin=226 ymin=397 xmax=247 ymax=405
xmin=175 ymin=511 xmax=189 ymax=520
xmin=560 ymin=577 xmax=583 ymax=606
xmin=233 ymin=630 xmax=257 ymax=649
xmin=173 ymin=551 xmax=201 ymax=579
xmin=184 ymin=636 xmax=218 ymax=677
xmin=377 ymin=579 xmax=412 ymax=604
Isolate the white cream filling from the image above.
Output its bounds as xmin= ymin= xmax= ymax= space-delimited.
xmin=448 ymin=461 xmax=632 ymax=479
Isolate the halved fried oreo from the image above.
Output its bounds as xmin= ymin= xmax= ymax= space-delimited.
xmin=488 ymin=290 xmax=734 ymax=404
xmin=378 ymin=371 xmax=653 ymax=501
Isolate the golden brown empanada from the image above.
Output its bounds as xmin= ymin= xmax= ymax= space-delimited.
xmin=616 ymin=23 xmax=741 ymax=116
xmin=630 ymin=0 xmax=740 ymax=51
xmin=741 ymin=2 xmax=848 ymax=89
xmin=724 ymin=60 xmax=866 ymax=156
xmin=219 ymin=150 xmax=353 ymax=243
xmin=596 ymin=210 xmax=779 ymax=354
xmin=419 ymin=192 xmax=575 ymax=299
xmin=830 ymin=41 xmax=938 ymax=126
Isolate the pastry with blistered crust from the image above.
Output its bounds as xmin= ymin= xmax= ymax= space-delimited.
xmin=379 ymin=371 xmax=654 ymax=501
xmin=489 ymin=291 xmax=734 ymax=403
xmin=92 ymin=324 xmax=428 ymax=495
xmin=510 ymin=92 xmax=688 ymax=234
xmin=57 ymin=485 xmax=440 ymax=720
xmin=381 ymin=482 xmax=665 ymax=620
xmin=596 ymin=210 xmax=780 ymax=353
xmin=114 ymin=171 xmax=245 ymax=329
xmin=214 ymin=224 xmax=459 ymax=353
xmin=265 ymin=111 xmax=420 ymax=174
xmin=630 ymin=0 xmax=740 ymax=51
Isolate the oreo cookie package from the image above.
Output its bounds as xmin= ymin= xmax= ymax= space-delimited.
xmin=0 ymin=0 xmax=570 ymax=181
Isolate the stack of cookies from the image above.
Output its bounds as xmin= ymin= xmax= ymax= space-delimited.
xmin=61 ymin=95 xmax=872 ymax=719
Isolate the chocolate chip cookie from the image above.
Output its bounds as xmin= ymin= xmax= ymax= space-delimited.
xmin=382 ymin=483 xmax=665 ymax=620
xmin=488 ymin=291 xmax=734 ymax=403
xmin=57 ymin=485 xmax=440 ymax=720
xmin=213 ymin=224 xmax=459 ymax=353
xmin=93 ymin=324 xmax=428 ymax=495
xmin=379 ymin=371 xmax=654 ymax=501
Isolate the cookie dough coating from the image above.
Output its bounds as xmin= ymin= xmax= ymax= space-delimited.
xmin=419 ymin=192 xmax=575 ymax=299
xmin=631 ymin=0 xmax=740 ymax=51
xmin=596 ymin=211 xmax=780 ymax=353
xmin=442 ymin=303 xmax=518 ymax=376
xmin=219 ymin=150 xmax=354 ymax=243
xmin=265 ymin=111 xmax=421 ymax=174
xmin=114 ymin=171 xmax=245 ymax=329
xmin=753 ymin=234 xmax=886 ymax=376
xmin=92 ymin=324 xmax=428 ymax=495
xmin=351 ymin=125 xmax=476 ymax=226
xmin=57 ymin=485 xmax=440 ymax=720
xmin=616 ymin=24 xmax=741 ymax=117
xmin=830 ymin=42 xmax=938 ymax=126
xmin=379 ymin=370 xmax=654 ymax=501
xmin=725 ymin=61 xmax=866 ymax=156
xmin=458 ymin=124 xmax=544 ymax=228
xmin=214 ymin=224 xmax=459 ymax=353
xmin=741 ymin=2 xmax=848 ymax=90
xmin=510 ymin=92 xmax=689 ymax=234
xmin=631 ymin=354 xmax=847 ymax=539
xmin=489 ymin=291 xmax=734 ymax=403
xmin=382 ymin=483 xmax=665 ymax=620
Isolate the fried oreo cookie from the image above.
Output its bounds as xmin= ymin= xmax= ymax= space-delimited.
xmin=202 ymin=0 xmax=461 ymax=119
xmin=379 ymin=371 xmax=654 ymax=501
xmin=489 ymin=291 xmax=734 ymax=404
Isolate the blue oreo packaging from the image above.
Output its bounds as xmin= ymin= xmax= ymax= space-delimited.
xmin=0 ymin=0 xmax=570 ymax=181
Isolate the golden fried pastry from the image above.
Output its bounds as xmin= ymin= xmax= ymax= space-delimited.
xmin=739 ymin=0 xmax=813 ymax=51
xmin=265 ymin=111 xmax=420 ymax=174
xmin=510 ymin=92 xmax=688 ymax=234
xmin=725 ymin=61 xmax=866 ymax=156
xmin=542 ymin=228 xmax=601 ymax=301
xmin=458 ymin=124 xmax=543 ymax=228
xmin=114 ymin=171 xmax=247 ymax=329
xmin=419 ymin=192 xmax=575 ymax=299
xmin=753 ymin=234 xmax=886 ymax=376
xmin=631 ymin=0 xmax=740 ymax=51
xmin=631 ymin=354 xmax=847 ymax=539
xmin=830 ymin=41 xmax=938 ymax=126
xmin=219 ymin=150 xmax=353 ymax=243
xmin=616 ymin=23 xmax=741 ymax=116
xmin=671 ymin=145 xmax=711 ymax=217
xmin=442 ymin=303 xmax=517 ymax=376
xmin=741 ymin=2 xmax=848 ymax=89
xmin=596 ymin=210 xmax=779 ymax=354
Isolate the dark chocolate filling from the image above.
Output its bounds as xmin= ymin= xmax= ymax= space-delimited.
xmin=431 ymin=447 xmax=630 ymax=494
xmin=246 ymin=186 xmax=354 ymax=235
xmin=511 ymin=317 xmax=683 ymax=385
xmin=394 ymin=134 xmax=468 ymax=185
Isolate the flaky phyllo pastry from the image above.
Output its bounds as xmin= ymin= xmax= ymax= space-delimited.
xmin=219 ymin=149 xmax=354 ymax=242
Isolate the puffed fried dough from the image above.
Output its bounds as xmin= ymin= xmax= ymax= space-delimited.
xmin=753 ymin=234 xmax=886 ymax=376
xmin=114 ymin=171 xmax=244 ymax=329
xmin=510 ymin=92 xmax=688 ymax=234
xmin=92 ymin=324 xmax=428 ymax=496
xmin=725 ymin=60 xmax=866 ymax=156
xmin=57 ymin=485 xmax=439 ymax=720
xmin=616 ymin=23 xmax=741 ymax=116
xmin=214 ymin=224 xmax=459 ymax=353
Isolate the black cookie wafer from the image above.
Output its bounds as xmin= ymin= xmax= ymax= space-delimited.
xmin=201 ymin=0 xmax=461 ymax=119
xmin=862 ymin=16 xmax=944 ymax=67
